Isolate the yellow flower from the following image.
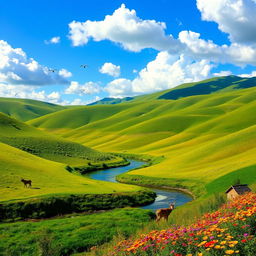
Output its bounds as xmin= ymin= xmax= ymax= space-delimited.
xmin=206 ymin=248 xmax=211 ymax=251
xmin=198 ymin=241 xmax=207 ymax=247
xmin=220 ymin=241 xmax=227 ymax=245
xmin=203 ymin=236 xmax=208 ymax=240
xmin=187 ymin=254 xmax=193 ymax=256
xmin=225 ymin=250 xmax=235 ymax=255
xmin=215 ymin=245 xmax=221 ymax=249
xmin=198 ymin=253 xmax=203 ymax=256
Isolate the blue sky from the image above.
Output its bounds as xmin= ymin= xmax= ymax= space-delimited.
xmin=0 ymin=0 xmax=256 ymax=104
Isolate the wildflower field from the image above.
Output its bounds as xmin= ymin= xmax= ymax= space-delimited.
xmin=111 ymin=193 xmax=256 ymax=256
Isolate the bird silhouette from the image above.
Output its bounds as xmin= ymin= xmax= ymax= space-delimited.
xmin=80 ymin=64 xmax=88 ymax=68
xmin=48 ymin=68 xmax=58 ymax=73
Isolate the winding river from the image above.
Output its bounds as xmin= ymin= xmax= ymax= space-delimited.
xmin=88 ymin=160 xmax=192 ymax=211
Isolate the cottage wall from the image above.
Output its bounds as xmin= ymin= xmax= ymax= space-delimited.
xmin=227 ymin=189 xmax=239 ymax=200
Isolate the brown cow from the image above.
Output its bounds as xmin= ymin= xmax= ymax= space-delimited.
xmin=21 ymin=178 xmax=32 ymax=188
xmin=156 ymin=203 xmax=175 ymax=222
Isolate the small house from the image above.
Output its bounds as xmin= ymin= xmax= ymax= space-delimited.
xmin=225 ymin=184 xmax=251 ymax=200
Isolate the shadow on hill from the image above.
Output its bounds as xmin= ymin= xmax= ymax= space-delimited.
xmin=159 ymin=76 xmax=256 ymax=100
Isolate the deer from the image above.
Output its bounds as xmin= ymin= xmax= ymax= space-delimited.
xmin=21 ymin=178 xmax=32 ymax=188
xmin=156 ymin=202 xmax=175 ymax=222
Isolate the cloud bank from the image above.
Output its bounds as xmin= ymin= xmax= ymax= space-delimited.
xmin=0 ymin=40 xmax=70 ymax=86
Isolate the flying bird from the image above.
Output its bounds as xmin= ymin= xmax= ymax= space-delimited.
xmin=80 ymin=64 xmax=88 ymax=68
xmin=48 ymin=68 xmax=58 ymax=73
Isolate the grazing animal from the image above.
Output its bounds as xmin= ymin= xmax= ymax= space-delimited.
xmin=156 ymin=203 xmax=175 ymax=222
xmin=21 ymin=178 xmax=32 ymax=188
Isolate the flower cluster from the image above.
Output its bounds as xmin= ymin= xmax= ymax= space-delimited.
xmin=111 ymin=193 xmax=256 ymax=256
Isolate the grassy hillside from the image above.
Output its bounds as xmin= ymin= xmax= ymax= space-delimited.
xmin=29 ymin=86 xmax=256 ymax=197
xmin=86 ymin=76 xmax=256 ymax=105
xmin=157 ymin=75 xmax=256 ymax=100
xmin=0 ymin=142 xmax=141 ymax=202
xmin=0 ymin=97 xmax=65 ymax=121
xmin=0 ymin=112 xmax=120 ymax=166
xmin=89 ymin=97 xmax=134 ymax=105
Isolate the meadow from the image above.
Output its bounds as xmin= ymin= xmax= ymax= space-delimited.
xmin=107 ymin=192 xmax=256 ymax=256
xmin=0 ymin=208 xmax=155 ymax=256
xmin=29 ymin=84 xmax=256 ymax=198
xmin=0 ymin=76 xmax=255 ymax=255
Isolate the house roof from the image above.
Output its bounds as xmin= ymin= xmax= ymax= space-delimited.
xmin=225 ymin=184 xmax=251 ymax=194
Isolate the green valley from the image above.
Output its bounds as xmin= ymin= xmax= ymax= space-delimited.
xmin=1 ymin=76 xmax=256 ymax=255
xmin=28 ymin=77 xmax=256 ymax=198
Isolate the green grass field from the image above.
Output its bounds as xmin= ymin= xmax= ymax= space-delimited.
xmin=28 ymin=86 xmax=256 ymax=197
xmin=0 ymin=97 xmax=66 ymax=121
xmin=1 ymin=76 xmax=256 ymax=255
xmin=0 ymin=142 xmax=141 ymax=202
xmin=0 ymin=112 xmax=119 ymax=165
xmin=0 ymin=208 xmax=154 ymax=256
xmin=0 ymin=113 xmax=142 ymax=203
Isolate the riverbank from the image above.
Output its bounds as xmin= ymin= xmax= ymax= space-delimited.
xmin=112 ymin=153 xmax=196 ymax=199
xmin=116 ymin=174 xmax=195 ymax=199
xmin=67 ymin=157 xmax=130 ymax=175
xmin=0 ymin=190 xmax=156 ymax=222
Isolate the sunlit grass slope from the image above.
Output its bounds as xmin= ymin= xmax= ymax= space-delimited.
xmin=0 ymin=142 xmax=139 ymax=202
xmin=0 ymin=97 xmax=65 ymax=121
xmin=29 ymin=86 xmax=256 ymax=197
xmin=0 ymin=112 xmax=120 ymax=166
xmin=85 ymin=75 xmax=256 ymax=105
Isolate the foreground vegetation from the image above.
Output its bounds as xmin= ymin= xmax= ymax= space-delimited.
xmin=0 ymin=208 xmax=155 ymax=256
xmin=0 ymin=190 xmax=155 ymax=221
xmin=100 ymin=193 xmax=256 ymax=256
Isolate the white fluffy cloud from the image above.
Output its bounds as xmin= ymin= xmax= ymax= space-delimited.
xmin=106 ymin=52 xmax=213 ymax=97
xmin=213 ymin=71 xmax=232 ymax=77
xmin=58 ymin=68 xmax=72 ymax=78
xmin=239 ymin=70 xmax=256 ymax=77
xmin=70 ymin=96 xmax=101 ymax=105
xmin=0 ymin=40 xmax=70 ymax=86
xmin=45 ymin=36 xmax=61 ymax=44
xmin=68 ymin=4 xmax=182 ymax=53
xmin=179 ymin=31 xmax=256 ymax=66
xmin=68 ymin=4 xmax=256 ymax=67
xmin=0 ymin=82 xmax=64 ymax=104
xmin=197 ymin=0 xmax=256 ymax=43
xmin=65 ymin=81 xmax=102 ymax=95
xmin=99 ymin=62 xmax=121 ymax=77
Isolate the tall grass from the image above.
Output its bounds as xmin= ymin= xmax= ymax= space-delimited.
xmin=0 ymin=208 xmax=154 ymax=256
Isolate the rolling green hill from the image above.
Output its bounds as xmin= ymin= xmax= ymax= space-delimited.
xmin=0 ymin=112 xmax=121 ymax=166
xmin=89 ymin=97 xmax=134 ymax=105
xmin=0 ymin=141 xmax=139 ymax=202
xmin=89 ymin=76 xmax=256 ymax=105
xmin=0 ymin=114 xmax=142 ymax=203
xmin=0 ymin=97 xmax=65 ymax=121
xmin=29 ymin=85 xmax=256 ymax=197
